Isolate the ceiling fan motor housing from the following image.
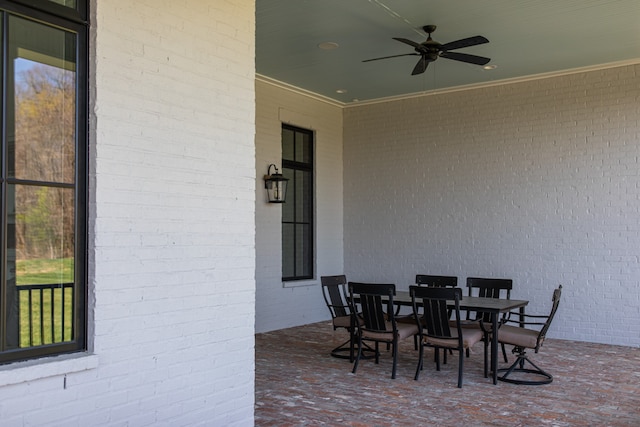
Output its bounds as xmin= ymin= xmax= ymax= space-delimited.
xmin=425 ymin=51 xmax=439 ymax=61
xmin=423 ymin=24 xmax=437 ymax=34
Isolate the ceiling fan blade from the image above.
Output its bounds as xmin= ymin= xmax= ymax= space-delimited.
xmin=439 ymin=35 xmax=489 ymax=51
xmin=393 ymin=37 xmax=423 ymax=49
xmin=411 ymin=56 xmax=428 ymax=75
xmin=362 ymin=53 xmax=420 ymax=63
xmin=440 ymin=51 xmax=491 ymax=65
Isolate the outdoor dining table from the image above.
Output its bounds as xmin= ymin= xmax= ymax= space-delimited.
xmin=392 ymin=291 xmax=529 ymax=384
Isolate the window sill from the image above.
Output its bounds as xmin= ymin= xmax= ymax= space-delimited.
xmin=283 ymin=279 xmax=317 ymax=288
xmin=0 ymin=352 xmax=99 ymax=387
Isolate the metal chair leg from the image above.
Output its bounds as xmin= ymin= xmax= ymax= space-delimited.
xmin=414 ymin=342 xmax=425 ymax=380
xmin=330 ymin=338 xmax=353 ymax=360
xmin=391 ymin=340 xmax=398 ymax=379
xmin=501 ymin=342 xmax=508 ymax=363
xmin=457 ymin=348 xmax=464 ymax=388
xmin=497 ymin=349 xmax=553 ymax=385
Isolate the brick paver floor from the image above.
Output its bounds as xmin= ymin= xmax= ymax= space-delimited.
xmin=255 ymin=321 xmax=640 ymax=426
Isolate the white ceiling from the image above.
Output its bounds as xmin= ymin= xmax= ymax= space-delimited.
xmin=256 ymin=0 xmax=640 ymax=104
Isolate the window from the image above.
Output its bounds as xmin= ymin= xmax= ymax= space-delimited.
xmin=281 ymin=124 xmax=313 ymax=281
xmin=0 ymin=1 xmax=87 ymax=364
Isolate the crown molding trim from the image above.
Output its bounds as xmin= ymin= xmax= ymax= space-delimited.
xmin=255 ymin=75 xmax=346 ymax=108
xmin=257 ymin=59 xmax=640 ymax=109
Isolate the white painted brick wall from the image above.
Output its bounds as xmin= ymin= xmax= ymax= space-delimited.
xmin=344 ymin=64 xmax=640 ymax=347
xmin=0 ymin=1 xmax=256 ymax=426
xmin=255 ymin=80 xmax=344 ymax=333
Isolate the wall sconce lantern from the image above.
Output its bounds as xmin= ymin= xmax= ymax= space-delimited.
xmin=264 ymin=164 xmax=288 ymax=203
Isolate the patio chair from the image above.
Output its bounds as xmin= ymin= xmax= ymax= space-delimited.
xmin=466 ymin=277 xmax=513 ymax=362
xmin=411 ymin=274 xmax=458 ymax=351
xmin=497 ymin=285 xmax=562 ymax=385
xmin=410 ymin=285 xmax=485 ymax=388
xmin=349 ymin=282 xmax=418 ymax=379
xmin=321 ymin=275 xmax=357 ymax=360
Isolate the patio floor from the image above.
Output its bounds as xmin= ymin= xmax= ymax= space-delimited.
xmin=255 ymin=321 xmax=640 ymax=426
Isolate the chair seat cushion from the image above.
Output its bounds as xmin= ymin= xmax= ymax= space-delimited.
xmin=333 ymin=315 xmax=351 ymax=328
xmin=497 ymin=324 xmax=539 ymax=349
xmin=455 ymin=319 xmax=483 ymax=328
xmin=362 ymin=321 xmax=419 ymax=341
xmin=425 ymin=328 xmax=483 ymax=349
xmin=396 ymin=314 xmax=417 ymax=324
xmin=333 ymin=315 xmax=363 ymax=328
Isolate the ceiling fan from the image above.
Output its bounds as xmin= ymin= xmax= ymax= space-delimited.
xmin=363 ymin=25 xmax=491 ymax=75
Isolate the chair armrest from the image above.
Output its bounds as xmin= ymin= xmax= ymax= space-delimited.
xmin=502 ymin=311 xmax=549 ymax=327
xmin=503 ymin=310 xmax=548 ymax=320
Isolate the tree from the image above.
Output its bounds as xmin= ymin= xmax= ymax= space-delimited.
xmin=13 ymin=62 xmax=76 ymax=261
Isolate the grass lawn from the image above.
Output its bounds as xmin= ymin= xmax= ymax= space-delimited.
xmin=16 ymin=257 xmax=74 ymax=285
xmin=15 ymin=258 xmax=74 ymax=347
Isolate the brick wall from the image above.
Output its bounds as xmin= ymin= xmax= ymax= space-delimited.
xmin=343 ymin=64 xmax=640 ymax=346
xmin=0 ymin=1 xmax=256 ymax=425
xmin=255 ymin=79 xmax=344 ymax=333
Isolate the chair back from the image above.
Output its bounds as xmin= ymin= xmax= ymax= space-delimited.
xmin=321 ymin=275 xmax=349 ymax=319
xmin=466 ymin=277 xmax=512 ymax=298
xmin=466 ymin=277 xmax=512 ymax=322
xmin=410 ymin=285 xmax=462 ymax=340
xmin=416 ymin=274 xmax=457 ymax=288
xmin=349 ymin=282 xmax=395 ymax=333
xmin=537 ymin=285 xmax=562 ymax=347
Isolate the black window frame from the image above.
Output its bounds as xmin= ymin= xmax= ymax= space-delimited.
xmin=9 ymin=0 xmax=86 ymax=23
xmin=0 ymin=0 xmax=88 ymax=364
xmin=281 ymin=124 xmax=314 ymax=282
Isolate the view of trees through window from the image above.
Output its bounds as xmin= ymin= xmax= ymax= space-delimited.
xmin=12 ymin=60 xmax=76 ymax=348
xmin=15 ymin=60 xmax=76 ymax=260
